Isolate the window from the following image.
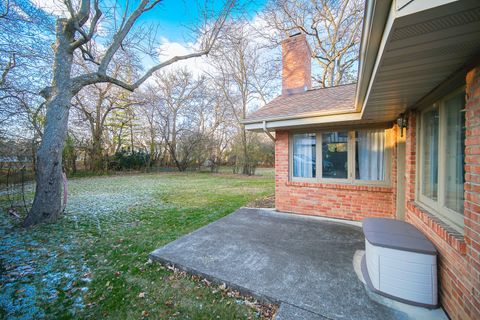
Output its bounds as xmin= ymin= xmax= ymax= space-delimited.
xmin=421 ymin=108 xmax=439 ymax=200
xmin=418 ymin=90 xmax=465 ymax=230
xmin=322 ymin=132 xmax=348 ymax=179
xmin=444 ymin=94 xmax=465 ymax=213
xmin=355 ymin=130 xmax=386 ymax=181
xmin=290 ymin=129 xmax=389 ymax=184
xmin=293 ymin=133 xmax=316 ymax=178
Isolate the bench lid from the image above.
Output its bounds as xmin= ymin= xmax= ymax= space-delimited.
xmin=363 ymin=218 xmax=437 ymax=255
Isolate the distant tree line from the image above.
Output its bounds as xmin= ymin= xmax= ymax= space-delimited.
xmin=65 ymin=64 xmax=276 ymax=175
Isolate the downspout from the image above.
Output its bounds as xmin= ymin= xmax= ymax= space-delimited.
xmin=263 ymin=121 xmax=276 ymax=142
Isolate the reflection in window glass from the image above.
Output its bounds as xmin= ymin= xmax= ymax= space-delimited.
xmin=444 ymin=93 xmax=465 ymax=214
xmin=322 ymin=132 xmax=348 ymax=179
xmin=293 ymin=133 xmax=316 ymax=178
xmin=355 ymin=130 xmax=385 ymax=181
xmin=421 ymin=108 xmax=439 ymax=201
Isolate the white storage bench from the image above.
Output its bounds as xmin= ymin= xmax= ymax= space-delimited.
xmin=361 ymin=218 xmax=438 ymax=308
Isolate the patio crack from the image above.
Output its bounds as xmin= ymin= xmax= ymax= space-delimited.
xmin=277 ymin=300 xmax=335 ymax=320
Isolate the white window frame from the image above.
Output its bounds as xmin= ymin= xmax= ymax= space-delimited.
xmin=289 ymin=128 xmax=391 ymax=187
xmin=416 ymin=88 xmax=465 ymax=233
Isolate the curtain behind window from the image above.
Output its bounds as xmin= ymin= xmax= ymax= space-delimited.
xmin=293 ymin=134 xmax=316 ymax=178
xmin=356 ymin=130 xmax=385 ymax=181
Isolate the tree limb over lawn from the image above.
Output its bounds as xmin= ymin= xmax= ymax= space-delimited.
xmin=24 ymin=0 xmax=236 ymax=227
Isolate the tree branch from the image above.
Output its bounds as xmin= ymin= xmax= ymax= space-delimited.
xmin=0 ymin=0 xmax=10 ymax=18
xmin=97 ymin=0 xmax=151 ymax=75
xmin=71 ymin=0 xmax=102 ymax=50
xmin=0 ymin=53 xmax=15 ymax=87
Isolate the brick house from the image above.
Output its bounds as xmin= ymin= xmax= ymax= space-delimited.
xmin=243 ymin=1 xmax=480 ymax=319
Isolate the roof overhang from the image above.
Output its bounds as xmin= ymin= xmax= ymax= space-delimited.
xmin=358 ymin=0 xmax=480 ymax=122
xmin=244 ymin=111 xmax=362 ymax=131
xmin=245 ymin=0 xmax=480 ymax=132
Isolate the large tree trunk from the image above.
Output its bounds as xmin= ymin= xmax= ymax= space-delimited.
xmin=23 ymin=19 xmax=74 ymax=227
xmin=90 ymin=131 xmax=103 ymax=171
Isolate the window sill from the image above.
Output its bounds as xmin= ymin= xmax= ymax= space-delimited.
xmin=408 ymin=201 xmax=466 ymax=255
xmin=286 ymin=181 xmax=393 ymax=193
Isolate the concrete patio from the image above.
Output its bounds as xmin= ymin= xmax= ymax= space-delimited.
xmin=149 ymin=208 xmax=436 ymax=319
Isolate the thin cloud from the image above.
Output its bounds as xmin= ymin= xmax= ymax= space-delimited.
xmin=156 ymin=37 xmax=212 ymax=77
xmin=31 ymin=0 xmax=70 ymax=17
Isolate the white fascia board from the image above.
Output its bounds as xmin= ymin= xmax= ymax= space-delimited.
xmin=396 ymin=0 xmax=459 ymax=17
xmin=357 ymin=0 xmax=463 ymax=118
xmin=355 ymin=0 xmax=393 ymax=114
xmin=244 ymin=112 xmax=363 ymax=131
xmin=360 ymin=3 xmax=397 ymax=119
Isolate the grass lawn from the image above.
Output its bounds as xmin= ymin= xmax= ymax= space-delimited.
xmin=0 ymin=169 xmax=275 ymax=319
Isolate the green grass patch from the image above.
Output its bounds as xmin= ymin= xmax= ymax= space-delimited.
xmin=0 ymin=170 xmax=274 ymax=319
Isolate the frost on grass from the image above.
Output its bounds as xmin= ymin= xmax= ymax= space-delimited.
xmin=0 ymin=173 xmax=273 ymax=319
xmin=0 ymin=218 xmax=92 ymax=319
xmin=0 ymin=174 xmax=169 ymax=319
xmin=65 ymin=175 xmax=172 ymax=232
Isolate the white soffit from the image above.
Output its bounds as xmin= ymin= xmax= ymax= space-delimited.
xmin=361 ymin=0 xmax=480 ymax=122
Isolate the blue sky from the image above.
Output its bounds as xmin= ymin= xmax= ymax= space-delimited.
xmin=32 ymin=0 xmax=268 ymax=43
xmin=133 ymin=0 xmax=268 ymax=42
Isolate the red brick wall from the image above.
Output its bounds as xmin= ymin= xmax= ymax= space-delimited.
xmin=275 ymin=130 xmax=396 ymax=221
xmin=404 ymin=65 xmax=480 ymax=320
xmin=281 ymin=34 xmax=312 ymax=95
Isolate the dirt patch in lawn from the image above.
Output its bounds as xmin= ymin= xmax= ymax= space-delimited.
xmin=246 ymin=195 xmax=275 ymax=208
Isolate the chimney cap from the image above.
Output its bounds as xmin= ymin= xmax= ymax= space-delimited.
xmin=288 ymin=30 xmax=302 ymax=37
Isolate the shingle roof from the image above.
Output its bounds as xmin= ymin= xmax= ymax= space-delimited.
xmin=244 ymin=83 xmax=357 ymax=123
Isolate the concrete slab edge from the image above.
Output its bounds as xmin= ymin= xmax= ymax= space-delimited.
xmin=149 ymin=251 xmax=337 ymax=319
xmin=275 ymin=302 xmax=332 ymax=320
xmin=244 ymin=207 xmax=362 ymax=228
xmin=148 ymin=251 xmax=281 ymax=306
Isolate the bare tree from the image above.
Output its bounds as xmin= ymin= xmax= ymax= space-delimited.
xmin=152 ymin=69 xmax=204 ymax=171
xmin=0 ymin=0 xmax=54 ymax=180
xmin=0 ymin=0 xmax=53 ymax=133
xmin=136 ymin=86 xmax=166 ymax=169
xmin=196 ymin=84 xmax=232 ymax=172
xmin=71 ymin=52 xmax=142 ymax=171
xmin=209 ymin=20 xmax=277 ymax=175
xmin=262 ymin=0 xmax=364 ymax=87
xmin=24 ymin=0 xmax=235 ymax=226
xmin=135 ymin=73 xmax=234 ymax=172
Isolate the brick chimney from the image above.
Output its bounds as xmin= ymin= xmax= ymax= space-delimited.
xmin=282 ymin=32 xmax=312 ymax=95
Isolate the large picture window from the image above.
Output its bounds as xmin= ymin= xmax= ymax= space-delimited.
xmin=418 ymin=89 xmax=465 ymax=231
xmin=290 ymin=129 xmax=389 ymax=184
